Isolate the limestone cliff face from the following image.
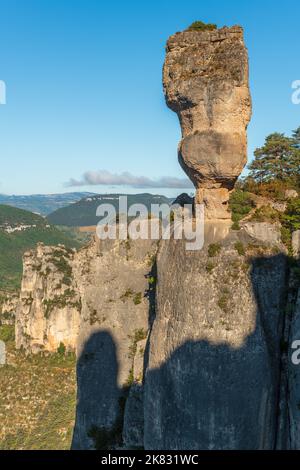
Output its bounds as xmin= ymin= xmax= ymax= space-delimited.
xmin=144 ymin=236 xmax=288 ymax=449
xmin=15 ymin=243 xmax=81 ymax=353
xmin=15 ymin=235 xmax=158 ymax=449
xmin=163 ymin=26 xmax=252 ymax=219
xmin=71 ymin=236 xmax=157 ymax=449
xmin=14 ymin=225 xmax=300 ymax=449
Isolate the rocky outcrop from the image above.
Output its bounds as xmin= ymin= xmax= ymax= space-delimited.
xmin=14 ymin=234 xmax=158 ymax=448
xmin=242 ymin=222 xmax=282 ymax=247
xmin=14 ymin=225 xmax=300 ymax=450
xmin=144 ymin=236 xmax=288 ymax=449
xmin=163 ymin=26 xmax=251 ymax=219
xmin=71 ymin=236 xmax=157 ymax=449
xmin=15 ymin=243 xmax=81 ymax=354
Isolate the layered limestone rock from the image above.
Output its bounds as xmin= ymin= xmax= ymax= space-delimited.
xmin=71 ymin=235 xmax=157 ymax=449
xmin=144 ymin=236 xmax=288 ymax=449
xmin=15 ymin=243 xmax=81 ymax=354
xmin=163 ymin=26 xmax=252 ymax=219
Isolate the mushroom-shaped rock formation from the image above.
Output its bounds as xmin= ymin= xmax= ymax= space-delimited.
xmin=163 ymin=25 xmax=252 ymax=219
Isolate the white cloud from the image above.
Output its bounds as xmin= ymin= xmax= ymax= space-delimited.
xmin=66 ymin=170 xmax=194 ymax=189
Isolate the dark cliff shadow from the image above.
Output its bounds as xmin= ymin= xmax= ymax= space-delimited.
xmin=71 ymin=330 xmax=127 ymax=450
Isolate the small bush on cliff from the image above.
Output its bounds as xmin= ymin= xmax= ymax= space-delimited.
xmin=0 ymin=325 xmax=14 ymax=343
xmin=128 ymin=329 xmax=147 ymax=360
xmin=133 ymin=292 xmax=142 ymax=305
xmin=49 ymin=254 xmax=72 ymax=282
xmin=229 ymin=190 xmax=255 ymax=227
xmin=120 ymin=289 xmax=143 ymax=305
xmin=243 ymin=178 xmax=290 ymax=201
xmin=57 ymin=342 xmax=66 ymax=356
xmin=208 ymin=243 xmax=221 ymax=257
xmin=43 ymin=290 xmax=81 ymax=318
xmin=234 ymin=242 xmax=245 ymax=256
xmin=206 ymin=262 xmax=215 ymax=273
xmin=218 ymin=290 xmax=230 ymax=314
xmin=280 ymin=198 xmax=300 ymax=253
xmin=250 ymin=205 xmax=280 ymax=224
xmin=187 ymin=21 xmax=217 ymax=32
xmin=281 ymin=198 xmax=300 ymax=232
xmin=120 ymin=289 xmax=134 ymax=302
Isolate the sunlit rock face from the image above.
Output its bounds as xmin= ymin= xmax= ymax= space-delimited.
xmin=15 ymin=244 xmax=81 ymax=354
xmin=163 ymin=26 xmax=252 ymax=219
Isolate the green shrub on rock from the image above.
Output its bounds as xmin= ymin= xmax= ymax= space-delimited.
xmin=208 ymin=243 xmax=221 ymax=258
xmin=187 ymin=21 xmax=217 ymax=32
xmin=229 ymin=190 xmax=255 ymax=227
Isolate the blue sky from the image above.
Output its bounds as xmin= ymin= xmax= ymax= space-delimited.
xmin=0 ymin=0 xmax=299 ymax=196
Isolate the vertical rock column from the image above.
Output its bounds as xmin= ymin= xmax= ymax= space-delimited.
xmin=163 ymin=26 xmax=252 ymax=219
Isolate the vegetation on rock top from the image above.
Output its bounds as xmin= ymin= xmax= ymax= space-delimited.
xmin=230 ymin=125 xmax=300 ymax=250
xmin=187 ymin=21 xmax=217 ymax=32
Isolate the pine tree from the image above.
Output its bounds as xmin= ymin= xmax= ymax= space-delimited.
xmin=249 ymin=132 xmax=300 ymax=183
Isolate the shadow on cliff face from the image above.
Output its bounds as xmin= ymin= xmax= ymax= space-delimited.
xmin=144 ymin=253 xmax=293 ymax=450
xmin=71 ymin=330 xmax=128 ymax=450
xmin=71 ymin=258 xmax=158 ymax=450
xmin=71 ymin=252 xmax=297 ymax=450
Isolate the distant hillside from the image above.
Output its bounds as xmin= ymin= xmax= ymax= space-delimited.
xmin=0 ymin=205 xmax=87 ymax=291
xmin=0 ymin=204 xmax=45 ymax=227
xmin=0 ymin=192 xmax=96 ymax=216
xmin=47 ymin=193 xmax=173 ymax=227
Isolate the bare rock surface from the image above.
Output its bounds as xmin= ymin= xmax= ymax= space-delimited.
xmin=144 ymin=236 xmax=288 ymax=449
xmin=15 ymin=243 xmax=81 ymax=354
xmin=242 ymin=222 xmax=282 ymax=247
